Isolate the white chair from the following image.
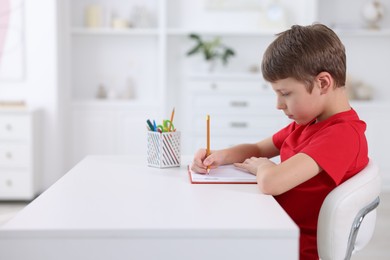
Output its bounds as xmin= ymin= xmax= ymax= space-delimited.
xmin=317 ymin=160 xmax=381 ymax=260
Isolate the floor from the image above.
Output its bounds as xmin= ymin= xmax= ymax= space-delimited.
xmin=0 ymin=201 xmax=26 ymax=227
xmin=0 ymin=193 xmax=389 ymax=259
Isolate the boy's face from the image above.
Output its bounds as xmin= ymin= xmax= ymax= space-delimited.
xmin=271 ymin=77 xmax=324 ymax=125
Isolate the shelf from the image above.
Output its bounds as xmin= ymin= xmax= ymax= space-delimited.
xmin=71 ymin=27 xmax=160 ymax=36
xmin=187 ymin=72 xmax=263 ymax=81
xmin=333 ymin=28 xmax=390 ymax=37
xmin=166 ymin=28 xmax=281 ymax=36
xmin=166 ymin=28 xmax=390 ymax=37
xmin=166 ymin=26 xmax=390 ymax=37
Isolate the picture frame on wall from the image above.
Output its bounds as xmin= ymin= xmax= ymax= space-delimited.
xmin=0 ymin=0 xmax=25 ymax=81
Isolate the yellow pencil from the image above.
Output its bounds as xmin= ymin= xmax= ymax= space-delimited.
xmin=169 ymin=107 xmax=175 ymax=132
xmin=206 ymin=114 xmax=210 ymax=174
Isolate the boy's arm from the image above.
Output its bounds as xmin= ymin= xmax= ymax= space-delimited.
xmin=222 ymin=137 xmax=280 ymax=164
xmin=193 ymin=137 xmax=279 ymax=174
xmin=236 ymin=153 xmax=322 ymax=195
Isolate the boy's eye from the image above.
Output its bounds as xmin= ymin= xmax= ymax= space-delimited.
xmin=281 ymin=92 xmax=291 ymax=97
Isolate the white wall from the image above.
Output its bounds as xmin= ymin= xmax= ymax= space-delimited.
xmin=2 ymin=0 xmax=388 ymax=192
xmin=0 ymin=0 xmax=64 ymax=191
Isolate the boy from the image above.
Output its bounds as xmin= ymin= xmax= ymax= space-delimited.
xmin=191 ymin=24 xmax=369 ymax=260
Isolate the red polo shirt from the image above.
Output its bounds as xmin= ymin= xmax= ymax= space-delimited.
xmin=272 ymin=109 xmax=369 ymax=260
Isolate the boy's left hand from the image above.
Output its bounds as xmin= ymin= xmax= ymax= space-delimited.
xmin=234 ymin=157 xmax=276 ymax=175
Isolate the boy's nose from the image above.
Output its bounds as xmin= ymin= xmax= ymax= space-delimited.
xmin=276 ymin=97 xmax=286 ymax=110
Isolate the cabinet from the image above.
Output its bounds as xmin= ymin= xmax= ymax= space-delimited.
xmin=64 ymin=1 xmax=390 ymax=188
xmin=0 ymin=110 xmax=40 ymax=200
xmin=183 ymin=74 xmax=289 ymax=153
xmin=65 ymin=0 xmax=164 ymax=167
xmin=69 ymin=102 xmax=158 ymax=166
xmin=68 ymin=0 xmax=162 ymax=104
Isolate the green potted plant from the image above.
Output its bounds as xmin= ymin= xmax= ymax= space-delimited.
xmin=186 ymin=34 xmax=235 ymax=72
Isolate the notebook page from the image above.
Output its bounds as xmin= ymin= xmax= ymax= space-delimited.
xmin=189 ymin=164 xmax=257 ymax=183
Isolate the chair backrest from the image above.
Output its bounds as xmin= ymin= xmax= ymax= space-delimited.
xmin=317 ymin=160 xmax=381 ymax=260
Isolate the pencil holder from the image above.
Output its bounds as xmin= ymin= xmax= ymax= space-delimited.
xmin=147 ymin=131 xmax=181 ymax=168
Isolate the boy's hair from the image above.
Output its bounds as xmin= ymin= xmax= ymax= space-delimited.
xmin=261 ymin=24 xmax=346 ymax=92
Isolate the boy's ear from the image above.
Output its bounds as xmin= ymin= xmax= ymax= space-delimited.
xmin=316 ymin=72 xmax=333 ymax=94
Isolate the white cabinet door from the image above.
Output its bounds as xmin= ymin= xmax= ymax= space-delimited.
xmin=70 ymin=105 xmax=160 ymax=167
xmin=116 ymin=109 xmax=157 ymax=155
xmin=71 ymin=109 xmax=116 ymax=166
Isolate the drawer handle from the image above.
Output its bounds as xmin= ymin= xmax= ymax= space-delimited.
xmin=5 ymin=152 xmax=13 ymax=159
xmin=230 ymin=122 xmax=248 ymax=128
xmin=5 ymin=124 xmax=13 ymax=131
xmin=6 ymin=179 xmax=13 ymax=187
xmin=230 ymin=101 xmax=248 ymax=107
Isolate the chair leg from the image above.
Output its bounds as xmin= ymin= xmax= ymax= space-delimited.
xmin=344 ymin=196 xmax=380 ymax=260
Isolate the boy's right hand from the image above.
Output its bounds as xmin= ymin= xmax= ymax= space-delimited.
xmin=191 ymin=149 xmax=224 ymax=174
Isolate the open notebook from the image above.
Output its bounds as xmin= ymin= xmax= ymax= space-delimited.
xmin=188 ymin=164 xmax=257 ymax=184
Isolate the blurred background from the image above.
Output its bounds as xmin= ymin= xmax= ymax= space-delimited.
xmin=0 ymin=0 xmax=389 ymax=197
xmin=1 ymin=1 xmax=389 ymax=258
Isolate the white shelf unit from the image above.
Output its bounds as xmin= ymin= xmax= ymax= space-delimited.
xmin=0 ymin=110 xmax=41 ymax=200
xmin=68 ymin=0 xmax=165 ymax=106
xmin=66 ymin=0 xmax=166 ymax=166
xmin=65 ymin=0 xmax=390 ymax=188
xmin=71 ymin=27 xmax=160 ymax=36
xmin=70 ymin=33 xmax=162 ymax=105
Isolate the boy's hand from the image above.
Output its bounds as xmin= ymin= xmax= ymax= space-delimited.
xmin=234 ymin=157 xmax=276 ymax=175
xmin=191 ymin=149 xmax=224 ymax=174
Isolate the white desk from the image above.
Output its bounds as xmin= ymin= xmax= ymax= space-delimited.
xmin=0 ymin=155 xmax=298 ymax=260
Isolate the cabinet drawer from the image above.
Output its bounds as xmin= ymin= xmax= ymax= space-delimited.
xmin=193 ymin=115 xmax=286 ymax=136
xmin=0 ymin=144 xmax=30 ymax=166
xmin=0 ymin=172 xmax=33 ymax=199
xmin=188 ymin=80 xmax=273 ymax=95
xmin=0 ymin=115 xmax=30 ymax=141
xmin=193 ymin=95 xmax=275 ymax=115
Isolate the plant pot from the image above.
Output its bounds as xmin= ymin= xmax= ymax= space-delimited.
xmin=206 ymin=59 xmax=217 ymax=73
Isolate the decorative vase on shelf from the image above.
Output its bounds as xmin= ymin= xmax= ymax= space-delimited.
xmin=96 ymin=84 xmax=107 ymax=99
xmin=361 ymin=0 xmax=385 ymax=29
xmin=85 ymin=4 xmax=103 ymax=28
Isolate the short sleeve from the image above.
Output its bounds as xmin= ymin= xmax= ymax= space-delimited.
xmin=273 ymin=122 xmax=297 ymax=150
xmin=301 ymin=124 xmax=359 ymax=185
